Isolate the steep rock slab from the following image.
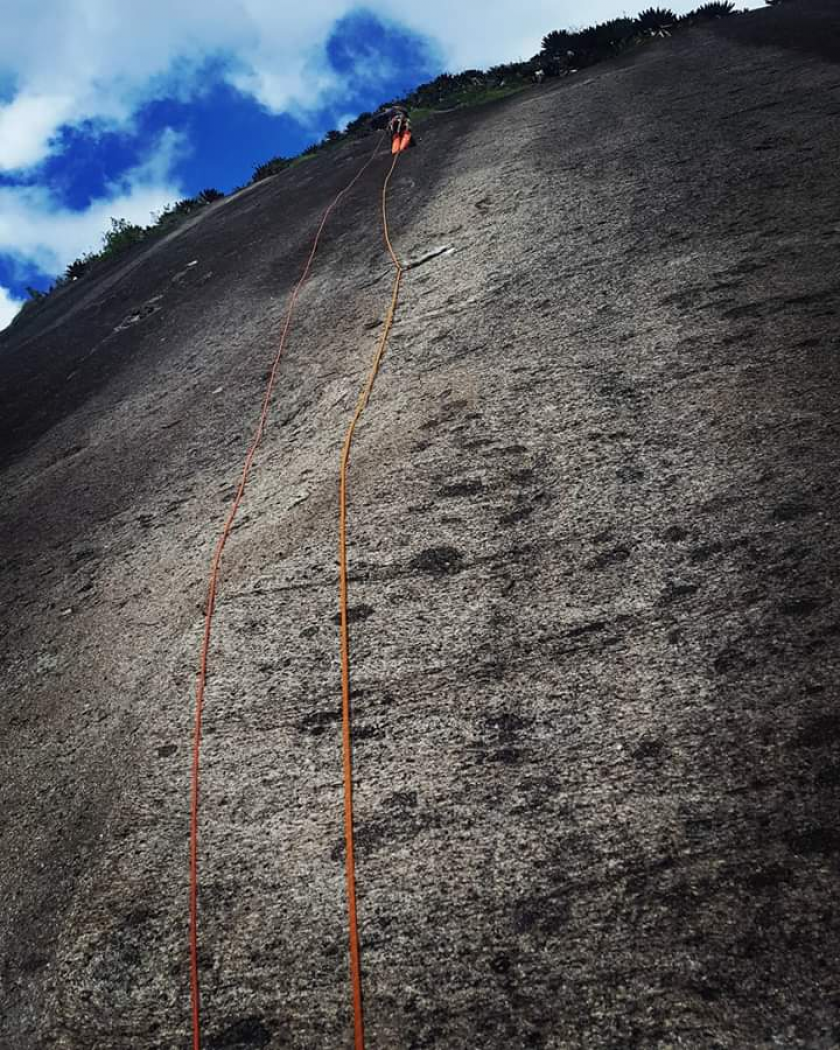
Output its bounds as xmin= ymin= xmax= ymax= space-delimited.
xmin=1 ymin=6 xmax=839 ymax=1048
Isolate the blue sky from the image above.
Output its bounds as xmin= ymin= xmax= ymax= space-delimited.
xmin=0 ymin=1 xmax=764 ymax=329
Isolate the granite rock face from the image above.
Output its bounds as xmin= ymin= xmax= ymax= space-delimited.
xmin=1 ymin=4 xmax=839 ymax=1047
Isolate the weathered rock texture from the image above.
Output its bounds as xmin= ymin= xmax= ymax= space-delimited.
xmin=1 ymin=3 xmax=839 ymax=1047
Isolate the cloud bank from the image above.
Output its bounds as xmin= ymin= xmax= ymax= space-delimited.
xmin=0 ymin=285 xmax=24 ymax=330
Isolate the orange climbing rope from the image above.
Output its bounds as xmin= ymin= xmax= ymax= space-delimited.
xmin=188 ymin=136 xmax=384 ymax=1050
xmin=338 ymin=148 xmax=404 ymax=1050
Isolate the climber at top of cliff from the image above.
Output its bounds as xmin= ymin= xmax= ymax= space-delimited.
xmin=370 ymin=105 xmax=416 ymax=154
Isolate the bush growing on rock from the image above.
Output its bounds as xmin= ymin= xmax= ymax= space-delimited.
xmin=65 ymin=255 xmax=93 ymax=281
xmin=689 ymin=2 xmax=736 ymax=17
xmin=636 ymin=7 xmax=678 ymax=33
xmin=252 ymin=156 xmax=291 ymax=182
xmin=101 ymin=218 xmax=146 ymax=258
xmin=542 ymin=29 xmax=574 ymax=54
xmin=343 ymin=111 xmax=372 ymax=136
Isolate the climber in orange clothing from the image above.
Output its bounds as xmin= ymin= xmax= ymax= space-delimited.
xmin=389 ymin=109 xmax=414 ymax=154
xmin=370 ymin=105 xmax=416 ymax=153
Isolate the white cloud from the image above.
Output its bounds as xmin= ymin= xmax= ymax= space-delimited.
xmin=0 ymin=93 xmax=76 ymax=171
xmin=0 ymin=285 xmax=24 ymax=331
xmin=0 ymin=0 xmax=342 ymax=170
xmin=0 ymin=129 xmax=184 ymax=275
xmin=0 ymin=1 xmax=768 ymax=172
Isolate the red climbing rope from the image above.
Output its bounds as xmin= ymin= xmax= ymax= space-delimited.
xmin=188 ymin=136 xmax=384 ymax=1050
xmin=337 ymin=148 xmax=404 ymax=1050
